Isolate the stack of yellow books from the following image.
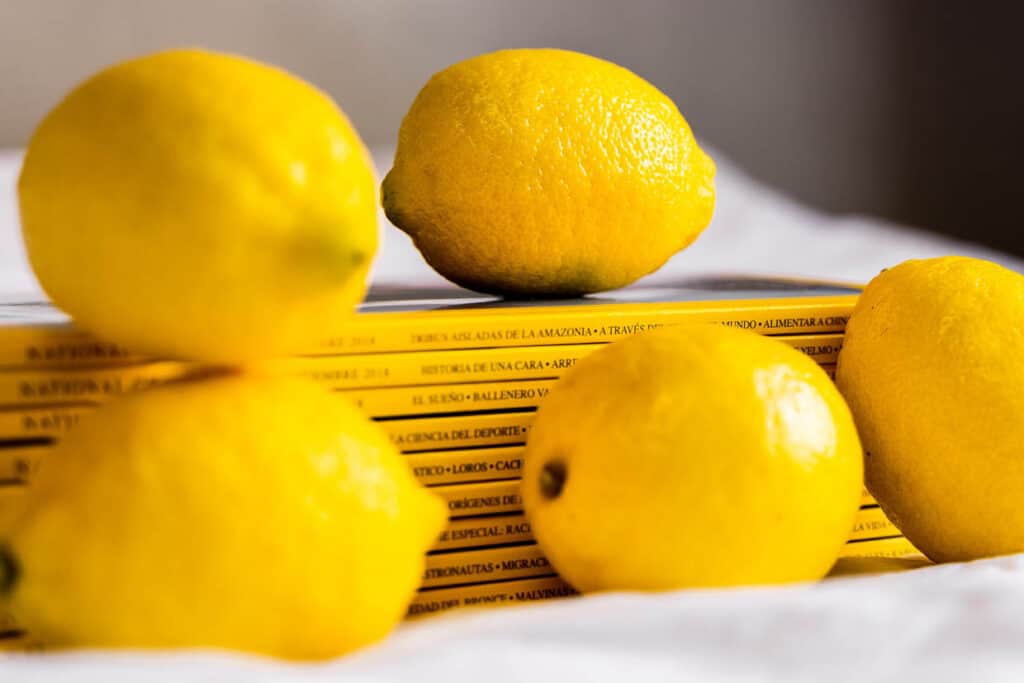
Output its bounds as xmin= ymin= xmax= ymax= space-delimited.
xmin=0 ymin=276 xmax=918 ymax=639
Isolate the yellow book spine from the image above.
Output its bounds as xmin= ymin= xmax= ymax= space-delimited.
xmin=0 ymin=334 xmax=842 ymax=406
xmin=432 ymin=499 xmax=897 ymax=550
xmin=0 ymin=405 xmax=87 ymax=441
xmin=382 ymin=413 xmax=532 ymax=453
xmin=1 ymin=440 xmax=528 ymax=489
xmin=408 ymin=446 xmax=525 ymax=486
xmin=0 ymin=362 xmax=193 ymax=408
xmin=282 ymin=342 xmax=600 ymax=390
xmin=840 ymin=535 xmax=920 ymax=559
xmin=309 ymin=332 xmax=832 ymax=389
xmin=433 ymin=513 xmax=533 ymax=552
xmin=423 ymin=509 xmax=905 ymax=589
xmin=408 ymin=576 xmax=576 ymax=619
xmin=427 ymin=521 xmax=919 ymax=590
xmin=829 ymin=556 xmax=931 ymax=578
xmin=0 ymin=443 xmax=878 ymax=514
xmin=0 ymin=406 xmax=534 ymax=449
xmin=0 ymin=361 xmax=843 ymax=431
xmin=435 ymin=480 xmax=524 ymax=518
xmin=341 ymin=378 xmax=557 ymax=418
xmin=422 ymin=543 xmax=551 ymax=589
xmin=0 ymin=415 xmax=535 ymax=479
xmin=0 ymin=474 xmax=898 ymax=548
xmin=203 ymin=297 xmax=858 ymax=354
xmin=0 ymin=447 xmax=47 ymax=483
xmin=848 ymin=506 xmax=899 ymax=541
xmin=433 ymin=481 xmax=891 ymax=530
xmin=0 ymin=325 xmax=141 ymax=371
xmin=0 ymin=295 xmax=856 ymax=370
xmin=0 ymin=377 xmax=550 ymax=435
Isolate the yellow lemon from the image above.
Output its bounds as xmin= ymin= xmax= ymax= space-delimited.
xmin=836 ymin=256 xmax=1024 ymax=562
xmin=19 ymin=49 xmax=377 ymax=362
xmin=382 ymin=48 xmax=715 ymax=296
xmin=0 ymin=374 xmax=445 ymax=659
xmin=522 ymin=325 xmax=862 ymax=592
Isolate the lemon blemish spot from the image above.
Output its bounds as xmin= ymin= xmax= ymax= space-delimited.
xmin=539 ymin=460 xmax=568 ymax=500
xmin=0 ymin=545 xmax=19 ymax=595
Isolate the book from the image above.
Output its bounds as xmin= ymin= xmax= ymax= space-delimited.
xmin=0 ymin=407 xmax=538 ymax=453
xmin=0 ymin=442 xmax=530 ymax=488
xmin=385 ymin=413 xmax=533 ymax=453
xmin=849 ymin=506 xmax=899 ymax=541
xmin=350 ymin=357 xmax=834 ymax=418
xmin=431 ymin=492 xmax=898 ymax=551
xmin=839 ymin=535 xmax=919 ymax=559
xmin=346 ymin=378 xmax=557 ymax=417
xmin=0 ymin=479 xmax=900 ymax=556
xmin=408 ymin=575 xmax=576 ymax=619
xmin=415 ymin=447 xmax=872 ymax=496
xmin=280 ymin=333 xmax=841 ymax=391
xmin=0 ymin=360 xmax=837 ymax=451
xmin=0 ymin=332 xmax=841 ymax=409
xmin=423 ymin=505 xmax=906 ymax=587
xmin=0 ymin=445 xmax=41 ymax=482
xmin=407 ymin=445 xmax=525 ymax=486
xmin=424 ymin=529 xmax=923 ymax=592
xmin=0 ymin=277 xmax=858 ymax=369
xmin=828 ymin=555 xmax=932 ymax=578
xmin=435 ymin=480 xmax=524 ymax=519
xmin=432 ymin=510 xmax=899 ymax=555
xmin=0 ymin=406 xmax=83 ymax=442
xmin=432 ymin=513 xmax=534 ymax=552
xmin=412 ymin=552 xmax=938 ymax=621
xmin=0 ymin=417 xmax=536 ymax=481
xmin=422 ymin=543 xmax=551 ymax=589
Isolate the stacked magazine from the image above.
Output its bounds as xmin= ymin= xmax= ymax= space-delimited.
xmin=0 ymin=277 xmax=920 ymax=644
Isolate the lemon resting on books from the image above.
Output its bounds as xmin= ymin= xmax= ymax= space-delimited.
xmin=18 ymin=48 xmax=378 ymax=362
xmin=0 ymin=373 xmax=445 ymax=659
xmin=837 ymin=256 xmax=1024 ymax=563
xmin=523 ymin=324 xmax=864 ymax=592
xmin=383 ymin=48 xmax=716 ymax=296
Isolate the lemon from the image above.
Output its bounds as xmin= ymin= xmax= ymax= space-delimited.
xmin=19 ymin=49 xmax=377 ymax=362
xmin=522 ymin=325 xmax=863 ymax=592
xmin=0 ymin=374 xmax=445 ymax=659
xmin=836 ymin=256 xmax=1024 ymax=563
xmin=382 ymin=48 xmax=715 ymax=296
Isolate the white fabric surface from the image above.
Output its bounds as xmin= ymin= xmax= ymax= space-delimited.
xmin=2 ymin=147 xmax=1023 ymax=681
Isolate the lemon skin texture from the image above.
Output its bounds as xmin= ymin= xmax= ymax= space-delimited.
xmin=836 ymin=256 xmax=1024 ymax=563
xmin=19 ymin=49 xmax=378 ymax=362
xmin=0 ymin=374 xmax=446 ymax=659
xmin=522 ymin=325 xmax=863 ymax=592
xmin=382 ymin=48 xmax=715 ymax=296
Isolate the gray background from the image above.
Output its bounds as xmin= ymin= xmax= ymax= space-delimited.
xmin=1 ymin=1 xmax=1020 ymax=253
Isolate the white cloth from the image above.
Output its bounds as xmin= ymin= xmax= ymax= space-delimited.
xmin=4 ymin=557 xmax=1024 ymax=682
xmin=2 ymin=147 xmax=1023 ymax=682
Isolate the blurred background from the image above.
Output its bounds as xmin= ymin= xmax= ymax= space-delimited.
xmin=1 ymin=0 xmax=1021 ymax=255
